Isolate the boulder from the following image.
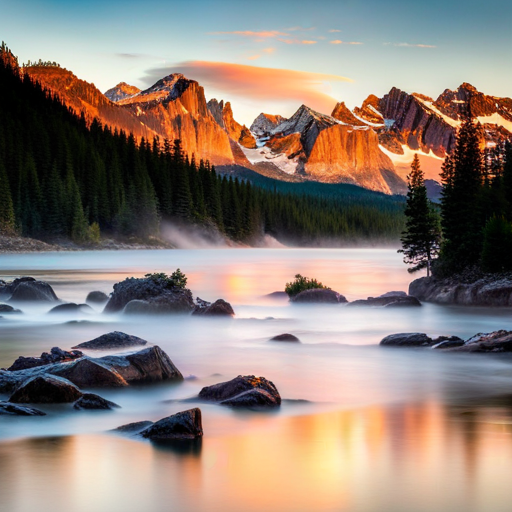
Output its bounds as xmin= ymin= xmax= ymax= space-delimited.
xmin=347 ymin=295 xmax=421 ymax=308
xmin=431 ymin=336 xmax=465 ymax=349
xmin=9 ymin=375 xmax=83 ymax=404
xmin=447 ymin=330 xmax=512 ymax=353
xmin=270 ymin=333 xmax=300 ymax=342
xmin=0 ymin=304 xmax=22 ymax=314
xmin=54 ymin=358 xmax=129 ymax=388
xmin=192 ymin=298 xmax=235 ymax=317
xmin=290 ymin=289 xmax=347 ymax=304
xmin=48 ymin=303 xmax=93 ymax=314
xmin=0 ymin=401 xmax=46 ymax=416
xmin=380 ymin=333 xmax=433 ymax=347
xmin=8 ymin=347 xmax=84 ymax=371
xmin=140 ymin=408 xmax=203 ymax=440
xmin=101 ymin=346 xmax=183 ymax=384
xmin=378 ymin=291 xmax=408 ymax=298
xmin=86 ymin=291 xmax=109 ymax=304
xmin=104 ymin=275 xmax=194 ymax=314
xmin=122 ymin=300 xmax=153 ymax=314
xmin=114 ymin=420 xmax=154 ymax=434
xmin=263 ymin=291 xmax=289 ymax=300
xmin=199 ymin=375 xmax=281 ymax=407
xmin=73 ymin=393 xmax=120 ymax=410
xmin=6 ymin=277 xmax=59 ymax=303
xmin=72 ymin=331 xmax=148 ymax=350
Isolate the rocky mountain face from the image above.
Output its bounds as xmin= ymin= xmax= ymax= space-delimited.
xmin=104 ymin=82 xmax=141 ymax=102
xmin=250 ymin=113 xmax=287 ymax=138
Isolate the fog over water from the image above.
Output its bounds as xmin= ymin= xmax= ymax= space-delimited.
xmin=1 ymin=248 xmax=512 ymax=512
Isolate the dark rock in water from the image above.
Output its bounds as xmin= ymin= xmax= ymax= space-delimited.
xmin=114 ymin=420 xmax=154 ymax=433
xmin=104 ymin=275 xmax=194 ymax=314
xmin=199 ymin=375 xmax=281 ymax=407
xmin=73 ymin=393 xmax=120 ymax=410
xmin=122 ymin=300 xmax=153 ymax=314
xmin=5 ymin=277 xmax=59 ymax=303
xmin=0 ymin=304 xmax=22 ymax=314
xmin=378 ymin=291 xmax=408 ymax=298
xmin=72 ymin=331 xmax=148 ymax=350
xmin=86 ymin=291 xmax=109 ymax=304
xmin=54 ymin=358 xmax=128 ymax=388
xmin=409 ymin=276 xmax=512 ymax=306
xmin=8 ymin=347 xmax=84 ymax=371
xmin=192 ymin=298 xmax=235 ymax=317
xmin=290 ymin=289 xmax=347 ymax=304
xmin=431 ymin=336 xmax=465 ymax=349
xmin=0 ymin=401 xmax=46 ymax=416
xmin=48 ymin=303 xmax=93 ymax=314
xmin=380 ymin=333 xmax=433 ymax=347
xmin=9 ymin=375 xmax=83 ymax=404
xmin=263 ymin=291 xmax=289 ymax=300
xmin=447 ymin=330 xmax=512 ymax=353
xmin=140 ymin=408 xmax=203 ymax=440
xmin=270 ymin=333 xmax=300 ymax=342
xmin=101 ymin=346 xmax=184 ymax=384
xmin=348 ymin=295 xmax=421 ymax=308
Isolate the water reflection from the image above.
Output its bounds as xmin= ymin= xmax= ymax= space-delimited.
xmin=2 ymin=402 xmax=512 ymax=512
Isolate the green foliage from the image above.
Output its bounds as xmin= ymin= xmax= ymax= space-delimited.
xmin=144 ymin=269 xmax=188 ymax=289
xmin=481 ymin=216 xmax=512 ymax=273
xmin=285 ymin=274 xmax=330 ymax=297
xmin=399 ymin=154 xmax=441 ymax=276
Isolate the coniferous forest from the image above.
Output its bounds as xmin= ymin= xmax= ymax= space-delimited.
xmin=0 ymin=48 xmax=405 ymax=246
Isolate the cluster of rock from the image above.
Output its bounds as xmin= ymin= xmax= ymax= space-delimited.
xmin=409 ymin=275 xmax=512 ymax=307
xmin=380 ymin=330 xmax=512 ymax=353
xmin=0 ymin=277 xmax=59 ymax=303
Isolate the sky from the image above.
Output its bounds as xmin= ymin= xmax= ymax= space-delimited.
xmin=1 ymin=0 xmax=511 ymax=125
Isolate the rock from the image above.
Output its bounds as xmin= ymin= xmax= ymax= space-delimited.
xmin=122 ymin=299 xmax=153 ymax=314
xmin=0 ymin=304 xmax=22 ymax=314
xmin=8 ymin=347 xmax=84 ymax=371
xmin=54 ymin=358 xmax=129 ymax=388
xmin=73 ymin=393 xmax=120 ymax=410
xmin=104 ymin=275 xmax=195 ymax=314
xmin=263 ymin=291 xmax=289 ymax=300
xmin=140 ymin=408 xmax=203 ymax=440
xmin=192 ymin=298 xmax=235 ymax=316
xmin=347 ymin=295 xmax=421 ymax=308
xmin=380 ymin=333 xmax=433 ymax=347
xmin=378 ymin=291 xmax=408 ymax=298
xmin=290 ymin=289 xmax=347 ymax=304
xmin=5 ymin=277 xmax=59 ymax=303
xmin=409 ymin=276 xmax=512 ymax=307
xmin=114 ymin=420 xmax=154 ymax=434
xmin=270 ymin=333 xmax=300 ymax=342
xmin=431 ymin=336 xmax=465 ymax=349
xmin=199 ymin=375 xmax=281 ymax=407
xmin=250 ymin=113 xmax=287 ymax=139
xmin=72 ymin=331 xmax=148 ymax=350
xmin=0 ymin=401 xmax=46 ymax=416
xmin=86 ymin=291 xmax=109 ymax=304
xmin=9 ymin=375 xmax=83 ymax=403
xmin=48 ymin=303 xmax=94 ymax=314
xmin=448 ymin=330 xmax=512 ymax=353
xmin=101 ymin=346 xmax=184 ymax=384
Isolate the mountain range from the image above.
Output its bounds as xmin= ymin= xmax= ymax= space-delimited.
xmin=25 ymin=65 xmax=512 ymax=196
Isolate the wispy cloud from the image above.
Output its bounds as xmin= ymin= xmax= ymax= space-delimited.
xmin=142 ymin=61 xmax=353 ymax=115
xmin=330 ymin=40 xmax=363 ymax=45
xmin=208 ymin=30 xmax=288 ymax=39
xmin=285 ymin=26 xmax=316 ymax=32
xmin=278 ymin=38 xmax=318 ymax=45
xmin=262 ymin=47 xmax=275 ymax=54
xmin=328 ymin=29 xmax=341 ymax=33
xmin=384 ymin=42 xmax=437 ymax=48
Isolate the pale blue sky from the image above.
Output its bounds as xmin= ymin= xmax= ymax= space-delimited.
xmin=2 ymin=0 xmax=511 ymax=124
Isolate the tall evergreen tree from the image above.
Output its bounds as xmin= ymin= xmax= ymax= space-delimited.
xmin=0 ymin=159 xmax=15 ymax=234
xmin=399 ymin=154 xmax=441 ymax=276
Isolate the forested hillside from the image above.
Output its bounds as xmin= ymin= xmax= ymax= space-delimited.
xmin=0 ymin=45 xmax=405 ymax=246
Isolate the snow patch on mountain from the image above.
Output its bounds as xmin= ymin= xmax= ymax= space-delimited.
xmin=240 ymin=144 xmax=299 ymax=175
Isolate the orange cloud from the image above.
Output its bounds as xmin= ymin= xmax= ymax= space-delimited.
xmin=263 ymin=47 xmax=276 ymax=54
xmin=330 ymin=40 xmax=363 ymax=45
xmin=384 ymin=42 xmax=437 ymax=48
xmin=209 ymin=30 xmax=288 ymax=38
xmin=143 ymin=61 xmax=353 ymax=116
xmin=278 ymin=38 xmax=318 ymax=45
xmin=329 ymin=29 xmax=341 ymax=33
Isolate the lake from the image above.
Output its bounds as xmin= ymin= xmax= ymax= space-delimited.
xmin=1 ymin=248 xmax=512 ymax=512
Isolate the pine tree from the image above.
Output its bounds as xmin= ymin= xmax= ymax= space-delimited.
xmin=399 ymin=154 xmax=441 ymax=276
xmin=481 ymin=216 xmax=512 ymax=272
xmin=0 ymin=159 xmax=15 ymax=234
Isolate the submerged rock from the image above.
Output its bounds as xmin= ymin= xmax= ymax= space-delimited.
xmin=140 ymin=408 xmax=203 ymax=440
xmin=73 ymin=393 xmax=120 ymax=410
xmin=199 ymin=375 xmax=281 ymax=408
xmin=8 ymin=347 xmax=84 ymax=371
xmin=0 ymin=304 xmax=22 ymax=314
xmin=270 ymin=333 xmax=300 ymax=342
xmin=114 ymin=420 xmax=155 ymax=434
xmin=290 ymin=289 xmax=347 ymax=304
xmin=48 ymin=303 xmax=93 ymax=314
xmin=447 ymin=330 xmax=512 ymax=353
xmin=431 ymin=336 xmax=465 ymax=349
xmin=192 ymin=298 xmax=235 ymax=316
xmin=104 ymin=275 xmax=194 ymax=314
xmin=378 ymin=291 xmax=408 ymax=298
xmin=348 ymin=295 xmax=421 ymax=308
xmin=0 ymin=401 xmax=46 ymax=416
xmin=55 ymin=358 xmax=128 ymax=388
xmin=72 ymin=331 xmax=148 ymax=350
xmin=9 ymin=375 xmax=83 ymax=404
xmin=4 ymin=277 xmax=59 ymax=303
xmin=86 ymin=291 xmax=109 ymax=304
xmin=380 ymin=333 xmax=433 ymax=347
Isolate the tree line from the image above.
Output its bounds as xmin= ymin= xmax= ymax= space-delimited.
xmin=400 ymin=114 xmax=512 ymax=276
xmin=0 ymin=46 xmax=406 ymax=245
